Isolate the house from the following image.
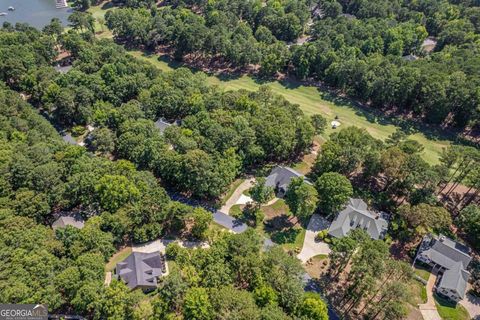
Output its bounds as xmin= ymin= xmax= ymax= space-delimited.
xmin=327 ymin=198 xmax=389 ymax=240
xmin=52 ymin=213 xmax=85 ymax=230
xmin=154 ymin=119 xmax=173 ymax=134
xmin=415 ymin=234 xmax=471 ymax=302
xmin=402 ymin=54 xmax=419 ymax=61
xmin=265 ymin=166 xmax=311 ymax=197
xmin=115 ymin=252 xmax=166 ymax=291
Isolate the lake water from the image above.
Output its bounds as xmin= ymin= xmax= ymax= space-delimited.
xmin=0 ymin=0 xmax=73 ymax=29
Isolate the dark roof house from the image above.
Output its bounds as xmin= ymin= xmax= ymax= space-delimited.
xmin=265 ymin=166 xmax=311 ymax=197
xmin=416 ymin=234 xmax=472 ymax=302
xmin=52 ymin=213 xmax=85 ymax=230
xmin=328 ymin=198 xmax=389 ymax=240
xmin=115 ymin=252 xmax=166 ymax=290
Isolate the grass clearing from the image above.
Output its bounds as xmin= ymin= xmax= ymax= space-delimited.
xmin=435 ymin=294 xmax=471 ymax=320
xmin=105 ymin=246 xmax=132 ymax=272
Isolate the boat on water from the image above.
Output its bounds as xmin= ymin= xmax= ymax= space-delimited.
xmin=0 ymin=12 xmax=7 ymax=16
xmin=55 ymin=0 xmax=68 ymax=9
xmin=8 ymin=6 xmax=14 ymax=11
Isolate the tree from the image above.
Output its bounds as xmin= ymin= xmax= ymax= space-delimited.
xmin=285 ymin=177 xmax=318 ymax=221
xmin=310 ymin=114 xmax=327 ymax=135
xmin=458 ymin=205 xmax=480 ymax=249
xmin=297 ymin=293 xmax=328 ymax=320
xmin=250 ymin=177 xmax=274 ymax=207
xmin=253 ymin=285 xmax=278 ymax=307
xmin=188 ymin=208 xmax=213 ymax=240
xmin=68 ymin=12 xmax=95 ymax=34
xmin=88 ymin=127 xmax=116 ymax=155
xmin=398 ymin=204 xmax=452 ymax=239
xmin=183 ymin=287 xmax=213 ymax=320
xmin=315 ymin=172 xmax=353 ymax=215
xmin=209 ymin=286 xmax=261 ymax=320
xmin=95 ymin=175 xmax=140 ymax=212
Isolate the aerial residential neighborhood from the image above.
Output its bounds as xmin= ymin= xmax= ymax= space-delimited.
xmin=0 ymin=0 xmax=480 ymax=319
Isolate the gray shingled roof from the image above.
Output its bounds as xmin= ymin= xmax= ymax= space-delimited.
xmin=52 ymin=214 xmax=85 ymax=230
xmin=154 ymin=119 xmax=172 ymax=133
xmin=439 ymin=261 xmax=470 ymax=299
xmin=116 ymin=252 xmax=164 ymax=290
xmin=421 ymin=236 xmax=472 ymax=269
xmin=328 ymin=198 xmax=388 ymax=240
xmin=265 ymin=166 xmax=311 ymax=192
xmin=419 ymin=235 xmax=472 ymax=299
xmin=62 ymin=133 xmax=77 ymax=145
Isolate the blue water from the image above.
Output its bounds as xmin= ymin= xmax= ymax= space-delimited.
xmin=0 ymin=0 xmax=73 ymax=29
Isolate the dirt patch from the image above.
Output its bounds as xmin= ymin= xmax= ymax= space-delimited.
xmin=304 ymin=255 xmax=330 ymax=279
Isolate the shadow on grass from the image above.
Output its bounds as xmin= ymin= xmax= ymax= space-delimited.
xmin=264 ymin=215 xmax=300 ymax=245
xmin=268 ymin=227 xmax=301 ymax=245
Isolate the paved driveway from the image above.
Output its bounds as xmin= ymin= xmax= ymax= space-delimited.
xmin=220 ymin=178 xmax=254 ymax=214
xmin=297 ymin=214 xmax=331 ymax=263
xmin=460 ymin=292 xmax=480 ymax=320
xmin=419 ymin=273 xmax=442 ymax=320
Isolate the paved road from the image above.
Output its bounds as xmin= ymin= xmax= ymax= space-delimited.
xmin=213 ymin=211 xmax=248 ymax=233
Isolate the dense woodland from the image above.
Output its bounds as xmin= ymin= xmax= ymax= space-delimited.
xmin=101 ymin=0 xmax=480 ymax=130
xmin=1 ymin=1 xmax=480 ymax=318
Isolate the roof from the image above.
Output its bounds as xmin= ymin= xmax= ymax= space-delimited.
xmin=154 ymin=119 xmax=172 ymax=133
xmin=420 ymin=235 xmax=472 ymax=269
xmin=62 ymin=133 xmax=77 ymax=145
xmin=438 ymin=261 xmax=470 ymax=299
xmin=328 ymin=198 xmax=388 ymax=239
xmin=54 ymin=65 xmax=73 ymax=74
xmin=265 ymin=166 xmax=311 ymax=191
xmin=403 ymin=54 xmax=418 ymax=61
xmin=116 ymin=252 xmax=165 ymax=289
xmin=52 ymin=214 xmax=85 ymax=230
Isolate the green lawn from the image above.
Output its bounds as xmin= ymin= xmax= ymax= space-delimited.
xmin=229 ymin=204 xmax=243 ymax=218
xmin=435 ymin=294 xmax=471 ymax=320
xmin=105 ymin=246 xmax=132 ymax=272
xmin=414 ymin=265 xmax=432 ymax=282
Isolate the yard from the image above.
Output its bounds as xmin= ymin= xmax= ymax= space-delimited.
xmin=105 ymin=246 xmax=132 ymax=272
xmin=414 ymin=265 xmax=432 ymax=283
xmin=435 ymin=294 xmax=471 ymax=320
